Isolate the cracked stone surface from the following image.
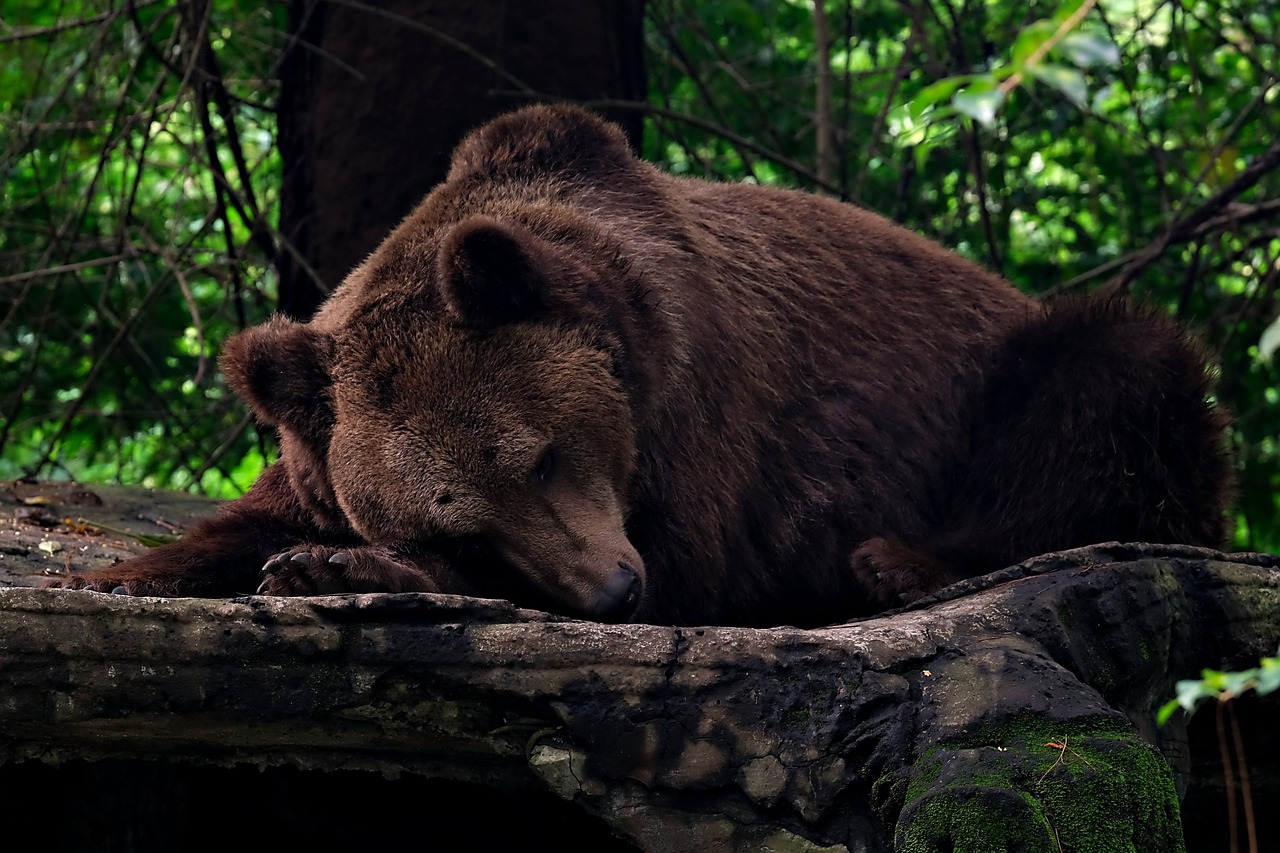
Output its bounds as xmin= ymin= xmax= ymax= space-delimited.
xmin=1 ymin=484 xmax=1278 ymax=851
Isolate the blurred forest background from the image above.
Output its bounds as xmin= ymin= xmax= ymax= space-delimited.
xmin=2 ymin=0 xmax=1278 ymax=548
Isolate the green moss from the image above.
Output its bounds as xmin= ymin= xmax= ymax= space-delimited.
xmin=899 ymin=785 xmax=1056 ymax=853
xmin=894 ymin=715 xmax=1185 ymax=853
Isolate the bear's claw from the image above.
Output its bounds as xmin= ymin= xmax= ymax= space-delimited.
xmin=45 ymin=575 xmax=126 ymax=594
xmin=258 ymin=547 xmax=336 ymax=593
xmin=256 ymin=545 xmax=433 ymax=596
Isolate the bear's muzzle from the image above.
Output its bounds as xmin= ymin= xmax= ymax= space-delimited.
xmin=590 ymin=562 xmax=641 ymax=622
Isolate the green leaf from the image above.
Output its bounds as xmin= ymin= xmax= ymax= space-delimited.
xmin=1030 ymin=63 xmax=1088 ymax=107
xmin=1161 ymin=657 xmax=1280 ymax=726
xmin=1058 ymin=31 xmax=1121 ymax=67
xmin=1156 ymin=698 xmax=1183 ymax=726
xmin=1198 ymin=668 xmax=1229 ymax=691
xmin=1258 ymin=315 xmax=1280 ymax=363
xmin=1256 ymin=658 xmax=1280 ymax=695
xmin=910 ymin=76 xmax=971 ymax=120
xmin=952 ymin=85 xmax=1006 ymax=127
xmin=1173 ymin=677 xmax=1219 ymax=712
xmin=1051 ymin=0 xmax=1090 ymax=23
xmin=1012 ymin=20 xmax=1059 ymax=68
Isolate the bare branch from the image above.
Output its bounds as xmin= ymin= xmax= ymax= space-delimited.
xmin=853 ymin=37 xmax=913 ymax=202
xmin=0 ymin=1 xmax=162 ymax=45
xmin=1102 ymin=139 xmax=1280 ymax=295
xmin=0 ymin=253 xmax=133 ymax=285
xmin=652 ymin=16 xmax=759 ymax=181
xmin=965 ymin=130 xmax=1003 ymax=274
xmin=1043 ymin=198 xmax=1280 ymax=298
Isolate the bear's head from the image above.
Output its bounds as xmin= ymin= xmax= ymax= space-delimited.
xmin=220 ymin=213 xmax=648 ymax=621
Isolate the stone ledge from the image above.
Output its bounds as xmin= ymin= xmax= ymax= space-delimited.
xmin=2 ymin=544 xmax=1277 ymax=851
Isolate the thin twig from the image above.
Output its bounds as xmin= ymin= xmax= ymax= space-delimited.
xmin=188 ymin=411 xmax=255 ymax=486
xmin=653 ymin=17 xmax=759 ymax=181
xmin=853 ymin=38 xmax=912 ymax=201
xmin=140 ymin=232 xmax=208 ymax=385
xmin=0 ymin=253 xmax=132 ymax=285
xmin=0 ymin=0 xmax=163 ymax=45
xmin=1045 ymin=198 xmax=1280 ymax=297
xmin=1225 ymin=700 xmax=1258 ymax=853
xmin=671 ymin=0 xmax=792 ymax=157
xmin=23 ymin=266 xmax=170 ymax=478
xmin=966 ymin=129 xmax=1003 ymax=274
xmin=1217 ymin=699 xmax=1240 ymax=853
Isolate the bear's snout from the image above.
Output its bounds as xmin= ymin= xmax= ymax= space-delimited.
xmin=590 ymin=562 xmax=642 ymax=622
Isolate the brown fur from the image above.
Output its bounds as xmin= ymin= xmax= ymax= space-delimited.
xmin=48 ymin=106 xmax=1231 ymax=627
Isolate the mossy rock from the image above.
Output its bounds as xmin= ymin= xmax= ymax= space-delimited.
xmin=898 ymin=721 xmax=1183 ymax=853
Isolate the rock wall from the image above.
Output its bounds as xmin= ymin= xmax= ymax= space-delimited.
xmin=1 ymin=484 xmax=1277 ymax=850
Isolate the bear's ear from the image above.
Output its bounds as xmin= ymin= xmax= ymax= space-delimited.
xmin=436 ymin=216 xmax=552 ymax=328
xmin=219 ymin=316 xmax=334 ymax=439
xmin=446 ymin=105 xmax=635 ymax=184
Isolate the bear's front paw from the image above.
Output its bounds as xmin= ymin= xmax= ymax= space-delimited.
xmin=257 ymin=545 xmax=442 ymax=596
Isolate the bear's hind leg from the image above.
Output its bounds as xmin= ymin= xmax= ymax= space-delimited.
xmin=851 ymin=536 xmax=957 ymax=611
xmin=926 ymin=298 xmax=1230 ymax=582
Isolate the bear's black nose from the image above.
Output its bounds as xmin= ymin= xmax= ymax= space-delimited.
xmin=592 ymin=562 xmax=641 ymax=622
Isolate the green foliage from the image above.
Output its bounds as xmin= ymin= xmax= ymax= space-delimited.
xmin=1157 ymin=654 xmax=1280 ymax=725
xmin=903 ymin=0 xmax=1118 ymax=131
xmin=1 ymin=0 xmax=283 ymax=498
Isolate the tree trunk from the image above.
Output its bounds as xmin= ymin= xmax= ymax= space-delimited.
xmin=274 ymin=0 xmax=647 ymax=320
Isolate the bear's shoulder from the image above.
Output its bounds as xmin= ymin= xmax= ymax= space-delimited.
xmin=446 ymin=105 xmax=637 ymax=184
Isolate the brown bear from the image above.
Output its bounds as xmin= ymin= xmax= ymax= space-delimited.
xmin=47 ymin=105 xmax=1231 ymax=627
